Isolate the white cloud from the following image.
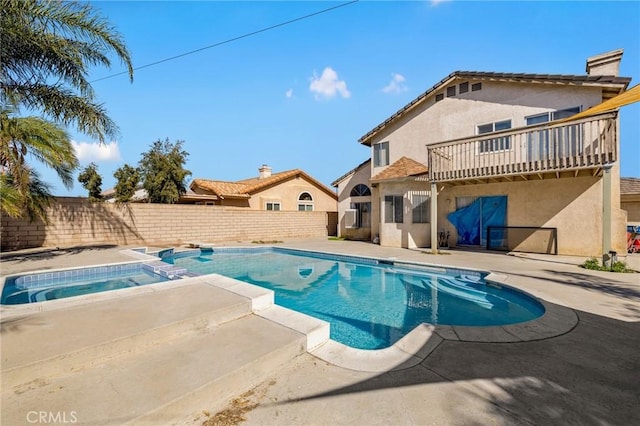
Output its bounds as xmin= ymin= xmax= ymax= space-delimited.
xmin=285 ymin=88 xmax=293 ymax=98
xmin=382 ymin=73 xmax=408 ymax=94
xmin=72 ymin=140 xmax=121 ymax=163
xmin=309 ymin=67 xmax=351 ymax=100
xmin=431 ymin=0 xmax=452 ymax=6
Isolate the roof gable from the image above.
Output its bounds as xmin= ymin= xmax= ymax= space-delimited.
xmin=191 ymin=169 xmax=337 ymax=200
xmin=359 ymin=70 xmax=631 ymax=146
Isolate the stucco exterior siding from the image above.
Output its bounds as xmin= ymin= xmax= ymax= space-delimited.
xmin=377 ymin=180 xmax=432 ymax=249
xmin=338 ymin=53 xmax=631 ymax=256
xmin=335 ymin=162 xmax=372 ymax=239
xmin=437 ymin=176 xmax=627 ymax=256
xmin=622 ymin=197 xmax=640 ymax=225
xmin=246 ymin=176 xmax=337 ymax=212
xmin=369 ymin=82 xmax=604 ymax=179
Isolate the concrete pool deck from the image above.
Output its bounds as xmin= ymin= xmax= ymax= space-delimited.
xmin=1 ymin=239 xmax=639 ymax=425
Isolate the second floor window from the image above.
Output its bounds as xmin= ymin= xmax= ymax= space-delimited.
xmin=373 ymin=142 xmax=389 ymax=167
xmin=478 ymin=120 xmax=511 ymax=153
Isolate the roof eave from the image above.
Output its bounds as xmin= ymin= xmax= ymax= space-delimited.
xmin=358 ymin=72 xmax=632 ymax=146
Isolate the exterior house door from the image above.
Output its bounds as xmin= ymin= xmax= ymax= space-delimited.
xmin=447 ymin=196 xmax=507 ymax=247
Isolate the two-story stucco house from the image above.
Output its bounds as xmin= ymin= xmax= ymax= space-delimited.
xmin=191 ymin=165 xmax=337 ymax=212
xmin=334 ymin=49 xmax=632 ymax=256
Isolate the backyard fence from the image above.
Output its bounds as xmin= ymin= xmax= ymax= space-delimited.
xmin=1 ymin=197 xmax=338 ymax=251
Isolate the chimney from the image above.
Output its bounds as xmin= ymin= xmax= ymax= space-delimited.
xmin=258 ymin=164 xmax=272 ymax=179
xmin=586 ymin=49 xmax=623 ymax=77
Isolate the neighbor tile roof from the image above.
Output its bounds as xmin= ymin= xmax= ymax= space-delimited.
xmin=191 ymin=169 xmax=337 ymax=199
xmin=371 ymin=157 xmax=428 ymax=182
xmin=621 ymin=177 xmax=640 ymax=195
xmin=359 ymin=71 xmax=631 ymax=145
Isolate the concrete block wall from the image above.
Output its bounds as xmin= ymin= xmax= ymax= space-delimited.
xmin=1 ymin=198 xmax=338 ymax=251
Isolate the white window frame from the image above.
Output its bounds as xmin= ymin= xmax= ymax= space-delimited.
xmin=373 ymin=141 xmax=390 ymax=167
xmin=297 ymin=192 xmax=314 ymax=211
xmin=265 ymin=201 xmax=281 ymax=211
xmin=345 ymin=209 xmax=357 ymax=229
xmin=411 ymin=192 xmax=430 ymax=224
xmin=346 ymin=202 xmax=371 ymax=229
xmin=384 ymin=195 xmax=403 ymax=224
xmin=477 ymin=119 xmax=512 ymax=154
xmin=350 ymin=184 xmax=371 ymax=197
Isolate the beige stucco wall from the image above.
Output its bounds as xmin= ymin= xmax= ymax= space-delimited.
xmin=368 ymin=80 xmax=603 ymax=179
xmin=377 ymin=180 xmax=432 ymax=249
xmin=246 ymin=176 xmax=337 ymax=212
xmin=335 ymin=162 xmax=372 ymax=240
xmin=622 ymin=196 xmax=640 ymax=225
xmin=0 ymin=197 xmax=338 ymax=251
xmin=435 ymin=176 xmax=627 ymax=256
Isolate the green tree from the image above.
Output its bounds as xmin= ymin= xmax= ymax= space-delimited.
xmin=138 ymin=139 xmax=191 ymax=204
xmin=1 ymin=0 xmax=134 ymax=221
xmin=1 ymin=108 xmax=78 ymax=221
xmin=0 ymin=0 xmax=134 ymax=141
xmin=78 ymin=162 xmax=102 ymax=201
xmin=113 ymin=163 xmax=140 ymax=202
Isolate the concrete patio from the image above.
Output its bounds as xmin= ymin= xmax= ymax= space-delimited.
xmin=1 ymin=239 xmax=639 ymax=425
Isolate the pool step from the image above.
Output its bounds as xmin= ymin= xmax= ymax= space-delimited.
xmin=1 ymin=279 xmax=253 ymax=389
xmin=1 ymin=314 xmax=306 ymax=426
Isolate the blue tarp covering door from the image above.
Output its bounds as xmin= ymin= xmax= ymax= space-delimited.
xmin=447 ymin=196 xmax=507 ymax=246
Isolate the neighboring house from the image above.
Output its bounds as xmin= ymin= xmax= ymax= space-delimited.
xmin=191 ymin=165 xmax=338 ymax=211
xmin=335 ymin=49 xmax=633 ymax=256
xmin=101 ymin=187 xmax=217 ymax=204
xmin=621 ymin=177 xmax=640 ymax=226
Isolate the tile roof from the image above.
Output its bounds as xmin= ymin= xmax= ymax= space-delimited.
xmin=371 ymin=157 xmax=428 ymax=182
xmin=621 ymin=177 xmax=640 ymax=195
xmin=191 ymin=169 xmax=337 ymax=199
xmin=359 ymin=70 xmax=631 ymax=146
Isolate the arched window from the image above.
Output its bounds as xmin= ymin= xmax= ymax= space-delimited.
xmin=298 ymin=192 xmax=314 ymax=211
xmin=350 ymin=184 xmax=371 ymax=197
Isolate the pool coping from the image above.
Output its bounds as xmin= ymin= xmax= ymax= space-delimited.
xmin=0 ymin=246 xmax=579 ymax=373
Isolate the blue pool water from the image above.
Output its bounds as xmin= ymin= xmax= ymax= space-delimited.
xmin=162 ymin=248 xmax=545 ymax=349
xmin=1 ymin=264 xmax=169 ymax=305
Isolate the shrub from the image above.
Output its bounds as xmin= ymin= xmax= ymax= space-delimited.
xmin=581 ymin=257 xmax=635 ymax=273
xmin=582 ymin=257 xmax=602 ymax=270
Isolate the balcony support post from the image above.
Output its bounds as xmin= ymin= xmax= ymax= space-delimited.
xmin=431 ymin=181 xmax=438 ymax=254
xmin=602 ymin=163 xmax=613 ymax=256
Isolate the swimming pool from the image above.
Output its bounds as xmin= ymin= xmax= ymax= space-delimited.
xmin=162 ymin=247 xmax=545 ymax=349
xmin=1 ymin=263 xmax=169 ymax=305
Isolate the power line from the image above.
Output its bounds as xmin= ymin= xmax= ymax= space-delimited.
xmin=91 ymin=0 xmax=359 ymax=83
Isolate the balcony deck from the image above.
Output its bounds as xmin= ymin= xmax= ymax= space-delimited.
xmin=427 ymin=111 xmax=617 ymax=184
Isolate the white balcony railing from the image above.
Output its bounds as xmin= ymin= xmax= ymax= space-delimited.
xmin=427 ymin=111 xmax=618 ymax=182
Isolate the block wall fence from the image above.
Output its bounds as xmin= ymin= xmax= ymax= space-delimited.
xmin=1 ymin=197 xmax=338 ymax=251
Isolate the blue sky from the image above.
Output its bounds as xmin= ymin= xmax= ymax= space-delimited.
xmin=42 ymin=0 xmax=640 ymax=196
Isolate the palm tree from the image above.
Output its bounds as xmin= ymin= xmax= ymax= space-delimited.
xmin=0 ymin=0 xmax=134 ymax=141
xmin=0 ymin=0 xmax=134 ymax=221
xmin=1 ymin=108 xmax=78 ymax=221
